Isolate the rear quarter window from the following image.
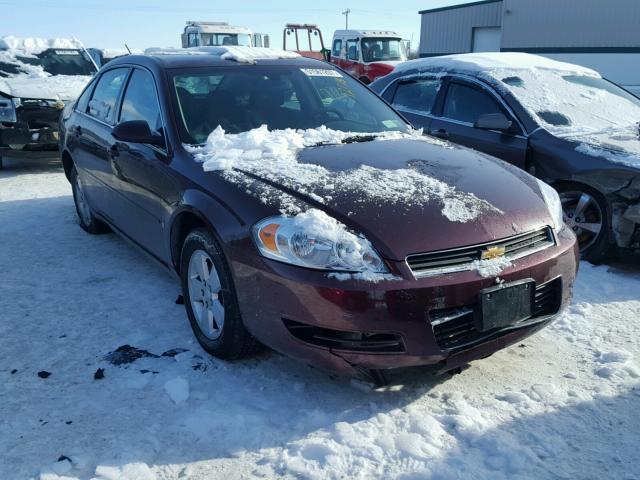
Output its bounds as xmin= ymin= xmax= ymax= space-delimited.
xmin=392 ymin=78 xmax=441 ymax=115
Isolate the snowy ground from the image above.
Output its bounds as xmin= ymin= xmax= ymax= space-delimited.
xmin=1 ymin=157 xmax=639 ymax=480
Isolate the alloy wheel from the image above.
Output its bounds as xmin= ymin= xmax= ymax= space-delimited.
xmin=560 ymin=190 xmax=603 ymax=252
xmin=187 ymin=249 xmax=225 ymax=340
xmin=73 ymin=174 xmax=93 ymax=226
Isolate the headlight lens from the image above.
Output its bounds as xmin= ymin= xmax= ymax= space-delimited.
xmin=253 ymin=210 xmax=388 ymax=273
xmin=0 ymin=96 xmax=17 ymax=123
xmin=536 ymin=179 xmax=564 ymax=230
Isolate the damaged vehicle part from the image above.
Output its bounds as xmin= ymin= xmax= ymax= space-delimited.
xmin=0 ymin=37 xmax=97 ymax=168
xmin=371 ymin=52 xmax=640 ymax=261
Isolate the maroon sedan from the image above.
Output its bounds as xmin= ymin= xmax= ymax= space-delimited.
xmin=58 ymin=48 xmax=579 ymax=382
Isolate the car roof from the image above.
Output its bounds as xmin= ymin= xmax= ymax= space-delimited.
xmin=106 ymin=47 xmax=330 ymax=70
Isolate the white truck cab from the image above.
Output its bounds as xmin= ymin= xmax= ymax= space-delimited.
xmin=181 ymin=21 xmax=269 ymax=48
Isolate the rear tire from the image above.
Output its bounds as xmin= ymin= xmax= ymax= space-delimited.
xmin=70 ymin=166 xmax=110 ymax=234
xmin=180 ymin=228 xmax=258 ymax=360
xmin=557 ymin=183 xmax=611 ymax=262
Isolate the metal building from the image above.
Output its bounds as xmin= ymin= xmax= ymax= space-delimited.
xmin=418 ymin=0 xmax=640 ymax=94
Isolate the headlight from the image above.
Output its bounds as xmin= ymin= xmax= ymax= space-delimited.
xmin=253 ymin=209 xmax=388 ymax=273
xmin=0 ymin=96 xmax=17 ymax=123
xmin=536 ymin=178 xmax=563 ymax=230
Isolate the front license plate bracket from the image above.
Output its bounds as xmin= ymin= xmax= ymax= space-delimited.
xmin=477 ymin=279 xmax=535 ymax=332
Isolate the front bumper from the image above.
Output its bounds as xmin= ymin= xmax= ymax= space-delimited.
xmin=0 ymin=102 xmax=62 ymax=154
xmin=231 ymin=227 xmax=579 ymax=376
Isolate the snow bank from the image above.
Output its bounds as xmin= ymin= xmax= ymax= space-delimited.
xmin=145 ymin=46 xmax=300 ymax=64
xmin=0 ymin=36 xmax=81 ymax=54
xmin=188 ymin=125 xmax=502 ymax=222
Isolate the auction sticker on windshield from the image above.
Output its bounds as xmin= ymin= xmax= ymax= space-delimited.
xmin=300 ymin=68 xmax=342 ymax=77
xmin=54 ymin=50 xmax=80 ymax=55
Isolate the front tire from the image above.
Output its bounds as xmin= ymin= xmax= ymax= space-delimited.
xmin=70 ymin=166 xmax=110 ymax=234
xmin=558 ymin=183 xmax=611 ymax=262
xmin=180 ymin=229 xmax=257 ymax=360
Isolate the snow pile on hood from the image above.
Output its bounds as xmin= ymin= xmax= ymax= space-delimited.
xmin=145 ymin=46 xmax=300 ymax=64
xmin=294 ymin=209 xmax=399 ymax=283
xmin=394 ymin=52 xmax=640 ymax=135
xmin=188 ymin=125 xmax=502 ymax=222
xmin=0 ymin=36 xmax=82 ymax=54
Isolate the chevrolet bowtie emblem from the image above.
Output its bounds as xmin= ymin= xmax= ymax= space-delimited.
xmin=53 ymin=101 xmax=65 ymax=110
xmin=481 ymin=246 xmax=506 ymax=260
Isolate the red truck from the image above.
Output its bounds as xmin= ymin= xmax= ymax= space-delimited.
xmin=329 ymin=29 xmax=407 ymax=84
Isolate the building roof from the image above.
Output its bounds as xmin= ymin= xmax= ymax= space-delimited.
xmin=419 ymin=0 xmax=502 ymax=15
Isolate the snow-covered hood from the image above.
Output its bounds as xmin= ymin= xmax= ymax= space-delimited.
xmin=188 ymin=126 xmax=552 ymax=259
xmin=566 ymin=126 xmax=640 ymax=169
xmin=0 ymin=74 xmax=91 ymax=101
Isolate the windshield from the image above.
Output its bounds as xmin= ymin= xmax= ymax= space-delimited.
xmin=498 ymin=70 xmax=640 ymax=134
xmin=361 ymin=38 xmax=406 ymax=63
xmin=171 ymin=65 xmax=409 ymax=144
xmin=200 ymin=33 xmax=251 ymax=47
xmin=0 ymin=48 xmax=96 ymax=77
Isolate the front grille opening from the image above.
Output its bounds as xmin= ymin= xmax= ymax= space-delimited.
xmin=407 ymin=227 xmax=554 ymax=277
xmin=283 ymin=319 xmax=405 ymax=353
xmin=430 ymin=277 xmax=562 ymax=350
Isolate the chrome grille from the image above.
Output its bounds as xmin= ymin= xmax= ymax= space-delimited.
xmin=406 ymin=227 xmax=554 ymax=277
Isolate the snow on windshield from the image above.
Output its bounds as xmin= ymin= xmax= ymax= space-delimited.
xmin=187 ymin=125 xmax=502 ymax=223
xmin=497 ymin=70 xmax=640 ymax=136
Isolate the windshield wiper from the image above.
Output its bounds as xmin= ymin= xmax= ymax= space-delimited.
xmin=314 ymin=134 xmax=378 ymax=147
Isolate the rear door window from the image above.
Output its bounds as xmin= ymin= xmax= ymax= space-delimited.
xmin=119 ymin=69 xmax=163 ymax=136
xmin=88 ymin=68 xmax=128 ymax=124
xmin=392 ymin=78 xmax=442 ymax=115
xmin=442 ymin=82 xmax=503 ymax=124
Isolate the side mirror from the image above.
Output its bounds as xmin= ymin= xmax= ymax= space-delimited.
xmin=474 ymin=113 xmax=513 ymax=132
xmin=112 ymin=120 xmax=164 ymax=146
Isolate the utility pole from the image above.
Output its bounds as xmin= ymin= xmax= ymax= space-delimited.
xmin=342 ymin=8 xmax=351 ymax=29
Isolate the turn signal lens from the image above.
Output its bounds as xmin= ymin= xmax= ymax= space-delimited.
xmin=258 ymin=223 xmax=280 ymax=252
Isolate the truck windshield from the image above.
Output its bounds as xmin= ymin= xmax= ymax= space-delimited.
xmin=1 ymin=48 xmax=96 ymax=76
xmin=361 ymin=38 xmax=406 ymax=63
xmin=200 ymin=33 xmax=251 ymax=47
xmin=171 ymin=65 xmax=408 ymax=144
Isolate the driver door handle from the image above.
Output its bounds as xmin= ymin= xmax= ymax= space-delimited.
xmin=430 ymin=129 xmax=450 ymax=140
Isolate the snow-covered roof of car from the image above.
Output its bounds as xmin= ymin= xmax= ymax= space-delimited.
xmin=0 ymin=36 xmax=84 ymax=54
xmin=394 ymin=52 xmax=599 ymax=77
xmin=144 ymin=46 xmax=300 ymax=64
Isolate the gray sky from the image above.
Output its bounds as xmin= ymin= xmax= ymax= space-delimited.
xmin=3 ymin=0 xmax=466 ymax=50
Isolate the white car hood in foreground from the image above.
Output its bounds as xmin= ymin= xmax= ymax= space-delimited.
xmin=0 ymin=74 xmax=92 ymax=101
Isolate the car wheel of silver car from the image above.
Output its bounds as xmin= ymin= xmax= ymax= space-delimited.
xmin=180 ymin=228 xmax=258 ymax=359
xmin=559 ymin=186 xmax=610 ymax=261
xmin=70 ymin=166 xmax=110 ymax=234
